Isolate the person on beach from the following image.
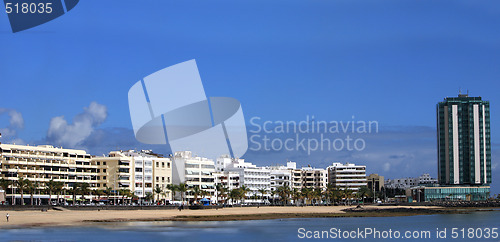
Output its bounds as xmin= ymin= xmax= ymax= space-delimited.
xmin=6 ymin=213 xmax=9 ymax=222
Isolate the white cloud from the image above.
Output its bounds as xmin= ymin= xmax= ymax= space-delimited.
xmin=383 ymin=162 xmax=391 ymax=172
xmin=46 ymin=102 xmax=107 ymax=148
xmin=0 ymin=108 xmax=24 ymax=141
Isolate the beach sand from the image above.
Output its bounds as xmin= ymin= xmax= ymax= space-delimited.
xmin=0 ymin=205 xmax=443 ymax=228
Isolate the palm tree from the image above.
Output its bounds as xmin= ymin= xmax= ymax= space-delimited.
xmin=324 ymin=184 xmax=334 ymax=205
xmin=95 ymin=189 xmax=104 ymax=201
xmin=119 ymin=189 xmax=130 ymax=205
xmin=357 ymin=186 xmax=372 ymax=204
xmin=219 ymin=186 xmax=228 ymax=204
xmin=16 ymin=177 xmax=30 ymax=205
xmin=154 ymin=186 xmax=163 ymax=204
xmin=54 ymin=182 xmax=65 ymax=205
xmin=79 ymin=183 xmax=90 ymax=203
xmin=144 ymin=192 xmax=153 ymax=203
xmin=228 ymin=189 xmax=240 ymax=205
xmin=177 ymin=183 xmax=188 ymax=204
xmin=313 ymin=188 xmax=323 ymax=205
xmin=45 ymin=179 xmax=57 ymax=205
xmin=239 ymin=185 xmax=250 ymax=204
xmin=0 ymin=178 xmax=11 ymax=204
xmin=342 ymin=187 xmax=354 ymax=205
xmin=215 ymin=184 xmax=223 ymax=204
xmin=25 ymin=180 xmax=36 ymax=206
xmin=69 ymin=183 xmax=80 ymax=205
xmin=277 ymin=186 xmax=291 ymax=205
xmin=270 ymin=190 xmax=277 ymax=205
xmin=300 ymin=187 xmax=311 ymax=205
xmin=190 ymin=185 xmax=202 ymax=204
xmin=258 ymin=188 xmax=267 ymax=204
xmin=291 ymin=188 xmax=301 ymax=206
xmin=105 ymin=186 xmax=113 ymax=202
xmin=166 ymin=184 xmax=177 ymax=201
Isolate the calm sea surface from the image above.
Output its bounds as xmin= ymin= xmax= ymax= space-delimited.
xmin=1 ymin=210 xmax=499 ymax=242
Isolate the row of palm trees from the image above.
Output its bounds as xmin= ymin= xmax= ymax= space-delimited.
xmin=1 ymin=177 xmax=375 ymax=206
xmin=0 ymin=178 xmax=142 ymax=206
xmin=266 ymin=184 xmax=374 ymax=205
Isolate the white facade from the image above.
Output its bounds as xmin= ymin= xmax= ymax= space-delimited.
xmin=328 ymin=162 xmax=366 ymax=192
xmin=217 ymin=156 xmax=270 ymax=203
xmin=385 ymin=173 xmax=437 ymax=190
xmin=267 ymin=161 xmax=296 ymax=193
xmin=173 ymin=151 xmax=215 ymax=201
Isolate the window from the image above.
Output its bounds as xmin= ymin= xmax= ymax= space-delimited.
xmin=162 ymin=177 xmax=165 ymax=181
xmin=156 ymin=177 xmax=159 ymax=182
xmin=103 ymin=162 xmax=106 ymax=165
xmin=162 ymin=162 xmax=165 ymax=168
xmin=103 ymin=169 xmax=106 ymax=173
xmin=167 ymin=162 xmax=170 ymax=168
xmin=135 ymin=168 xmax=143 ymax=172
xmin=103 ymin=176 xmax=106 ymax=179
xmin=156 ymin=162 xmax=159 ymax=167
xmin=97 ymin=162 xmax=100 ymax=165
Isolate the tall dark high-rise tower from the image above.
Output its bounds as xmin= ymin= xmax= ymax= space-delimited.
xmin=437 ymin=94 xmax=491 ymax=185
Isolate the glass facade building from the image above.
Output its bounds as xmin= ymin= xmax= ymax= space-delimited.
xmin=410 ymin=185 xmax=490 ymax=202
xmin=437 ymin=94 xmax=491 ymax=185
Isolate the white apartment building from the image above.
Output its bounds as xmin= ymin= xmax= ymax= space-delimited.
xmin=267 ymin=161 xmax=296 ymax=193
xmin=216 ymin=155 xmax=270 ymax=204
xmin=213 ymin=171 xmax=240 ymax=203
xmin=328 ymin=162 xmax=367 ymax=192
xmin=173 ymin=151 xmax=215 ymax=202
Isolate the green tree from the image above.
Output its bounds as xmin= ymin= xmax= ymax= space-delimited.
xmin=291 ymin=188 xmax=301 ymax=206
xmin=357 ymin=186 xmax=372 ymax=204
xmin=105 ymin=186 xmax=113 ymax=202
xmin=69 ymin=183 xmax=80 ymax=205
xmin=177 ymin=183 xmax=188 ymax=204
xmin=154 ymin=186 xmax=163 ymax=204
xmin=190 ymin=185 xmax=202 ymax=204
xmin=16 ymin=177 xmax=30 ymax=205
xmin=258 ymin=188 xmax=267 ymax=204
xmin=300 ymin=187 xmax=312 ymax=205
xmin=277 ymin=186 xmax=291 ymax=205
xmin=342 ymin=187 xmax=354 ymax=205
xmin=228 ymin=188 xmax=241 ymax=205
xmin=239 ymin=185 xmax=251 ymax=204
xmin=54 ymin=182 xmax=65 ymax=205
xmin=45 ymin=179 xmax=57 ymax=205
xmin=79 ymin=183 xmax=90 ymax=203
xmin=166 ymin=184 xmax=177 ymax=201
xmin=0 ymin=178 xmax=11 ymax=204
xmin=25 ymin=180 xmax=36 ymax=206
xmin=144 ymin=192 xmax=153 ymax=203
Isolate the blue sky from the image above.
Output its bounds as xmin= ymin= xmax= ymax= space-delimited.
xmin=0 ymin=0 xmax=499 ymax=194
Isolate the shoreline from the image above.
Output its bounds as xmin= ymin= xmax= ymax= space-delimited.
xmin=0 ymin=205 xmax=491 ymax=229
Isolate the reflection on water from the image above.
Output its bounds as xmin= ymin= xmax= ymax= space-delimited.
xmin=1 ymin=210 xmax=499 ymax=242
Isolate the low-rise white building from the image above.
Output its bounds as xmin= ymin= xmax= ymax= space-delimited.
xmin=267 ymin=161 xmax=296 ymax=193
xmin=173 ymin=151 xmax=215 ymax=202
xmin=216 ymin=155 xmax=270 ymax=204
xmin=385 ymin=173 xmax=437 ymax=190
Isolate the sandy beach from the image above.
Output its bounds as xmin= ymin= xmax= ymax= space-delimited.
xmin=0 ymin=205 xmax=447 ymax=228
